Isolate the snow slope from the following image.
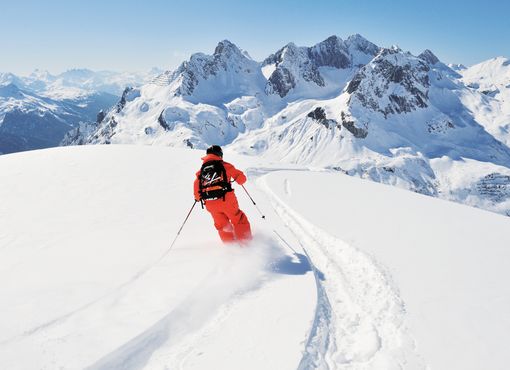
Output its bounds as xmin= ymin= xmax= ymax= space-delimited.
xmin=262 ymin=170 xmax=510 ymax=370
xmin=459 ymin=57 xmax=510 ymax=147
xmin=1 ymin=145 xmax=509 ymax=369
xmin=0 ymin=145 xmax=317 ymax=370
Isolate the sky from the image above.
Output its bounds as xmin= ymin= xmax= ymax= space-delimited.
xmin=1 ymin=0 xmax=509 ymax=75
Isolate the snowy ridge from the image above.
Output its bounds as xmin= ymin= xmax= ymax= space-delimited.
xmin=458 ymin=57 xmax=510 ymax=146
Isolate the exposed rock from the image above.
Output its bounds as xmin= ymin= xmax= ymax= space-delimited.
xmin=266 ymin=66 xmax=296 ymax=97
xmin=116 ymin=87 xmax=140 ymax=113
xmin=341 ymin=111 xmax=368 ymax=138
xmin=264 ymin=35 xmax=379 ymax=98
xmin=427 ymin=118 xmax=455 ymax=134
xmin=418 ymin=49 xmax=440 ymax=65
xmin=158 ymin=110 xmax=170 ymax=131
xmin=307 ymin=107 xmax=327 ymax=121
xmin=347 ymin=48 xmax=430 ymax=117
xmin=97 ymin=110 xmax=106 ymax=124
xmin=307 ymin=107 xmax=338 ymax=129
xmin=171 ymin=40 xmax=256 ymax=97
xmin=308 ymin=36 xmax=351 ymax=69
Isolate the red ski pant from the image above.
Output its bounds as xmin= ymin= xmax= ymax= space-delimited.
xmin=205 ymin=192 xmax=252 ymax=243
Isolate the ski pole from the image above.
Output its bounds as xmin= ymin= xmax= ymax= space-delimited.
xmin=169 ymin=200 xmax=198 ymax=249
xmin=241 ymin=184 xmax=265 ymax=219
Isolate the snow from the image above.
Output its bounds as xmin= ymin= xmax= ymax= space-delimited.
xmin=459 ymin=57 xmax=510 ymax=147
xmin=1 ymin=145 xmax=510 ymax=369
xmin=262 ymin=169 xmax=510 ymax=370
xmin=0 ymin=145 xmax=315 ymax=370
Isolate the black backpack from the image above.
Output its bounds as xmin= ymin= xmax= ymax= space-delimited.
xmin=198 ymin=160 xmax=232 ymax=200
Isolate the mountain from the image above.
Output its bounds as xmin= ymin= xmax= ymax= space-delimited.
xmin=0 ymin=68 xmax=157 ymax=154
xmin=263 ymin=34 xmax=379 ymax=98
xmin=17 ymin=68 xmax=158 ymax=98
xmin=68 ymin=35 xmax=380 ymax=148
xmin=64 ymin=36 xmax=510 ymax=217
xmin=0 ymin=83 xmax=118 ymax=154
xmin=457 ymin=57 xmax=510 ymax=147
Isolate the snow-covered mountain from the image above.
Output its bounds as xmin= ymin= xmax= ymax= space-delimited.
xmin=0 ymin=68 xmax=159 ymax=154
xmin=0 ymin=83 xmax=118 ymax=154
xmin=67 ymin=35 xmax=379 ymax=148
xmin=262 ymin=34 xmax=379 ymax=98
xmin=457 ymin=57 xmax=510 ymax=147
xmin=64 ymin=35 xmax=510 ymax=217
xmin=1 ymin=68 xmax=159 ymax=98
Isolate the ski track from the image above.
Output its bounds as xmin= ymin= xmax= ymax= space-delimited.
xmin=258 ymin=173 xmax=429 ymax=370
xmin=4 ymin=162 xmax=428 ymax=370
xmin=2 ymin=245 xmax=180 ymax=345
xmin=86 ymin=240 xmax=274 ymax=370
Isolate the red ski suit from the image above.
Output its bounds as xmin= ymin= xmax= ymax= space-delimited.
xmin=194 ymin=154 xmax=252 ymax=243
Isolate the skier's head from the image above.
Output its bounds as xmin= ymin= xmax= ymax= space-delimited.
xmin=206 ymin=145 xmax=223 ymax=158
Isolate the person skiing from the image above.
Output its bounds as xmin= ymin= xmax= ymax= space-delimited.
xmin=194 ymin=145 xmax=252 ymax=243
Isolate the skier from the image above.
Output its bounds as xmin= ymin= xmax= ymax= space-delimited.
xmin=194 ymin=145 xmax=252 ymax=243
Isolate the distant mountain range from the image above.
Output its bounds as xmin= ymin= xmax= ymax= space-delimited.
xmin=3 ymin=35 xmax=510 ymax=216
xmin=0 ymin=68 xmax=159 ymax=154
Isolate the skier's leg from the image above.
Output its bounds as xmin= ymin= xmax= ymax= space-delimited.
xmin=227 ymin=208 xmax=252 ymax=241
xmin=210 ymin=211 xmax=235 ymax=243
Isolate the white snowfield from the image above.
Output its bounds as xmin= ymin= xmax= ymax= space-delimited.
xmin=1 ymin=145 xmax=509 ymax=370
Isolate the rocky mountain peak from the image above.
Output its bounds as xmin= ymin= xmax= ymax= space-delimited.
xmin=345 ymin=33 xmax=380 ymax=56
xmin=214 ymin=40 xmax=244 ymax=59
xmin=309 ymin=35 xmax=350 ymax=69
xmin=418 ymin=49 xmax=440 ymax=65
xmin=264 ymin=35 xmax=381 ymax=98
xmin=169 ymin=40 xmax=257 ymax=97
xmin=347 ymin=48 xmax=430 ymax=116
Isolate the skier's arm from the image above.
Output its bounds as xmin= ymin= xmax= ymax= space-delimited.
xmin=193 ymin=175 xmax=201 ymax=201
xmin=225 ymin=163 xmax=247 ymax=185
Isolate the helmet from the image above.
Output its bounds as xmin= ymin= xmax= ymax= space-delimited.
xmin=206 ymin=145 xmax=223 ymax=157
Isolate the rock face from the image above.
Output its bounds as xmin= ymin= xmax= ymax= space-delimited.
xmin=347 ymin=47 xmax=430 ymax=116
xmin=264 ymin=44 xmax=324 ymax=97
xmin=307 ymin=107 xmax=338 ymax=129
xmin=264 ymin=34 xmax=380 ymax=98
xmin=166 ymin=40 xmax=264 ymax=101
xmin=340 ymin=111 xmax=367 ymax=138
xmin=418 ymin=49 xmax=440 ymax=65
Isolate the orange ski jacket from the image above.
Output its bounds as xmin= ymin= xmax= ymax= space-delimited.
xmin=193 ymin=154 xmax=247 ymax=201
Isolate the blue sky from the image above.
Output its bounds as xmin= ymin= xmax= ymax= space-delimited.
xmin=1 ymin=0 xmax=508 ymax=75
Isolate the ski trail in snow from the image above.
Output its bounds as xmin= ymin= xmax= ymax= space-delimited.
xmin=11 ymin=246 xmax=180 ymax=342
xmin=86 ymin=239 xmax=276 ymax=370
xmin=6 ymin=222 xmax=207 ymax=344
xmin=259 ymin=175 xmax=428 ymax=370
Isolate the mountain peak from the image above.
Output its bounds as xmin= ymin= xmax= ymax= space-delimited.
xmin=214 ymin=40 xmax=243 ymax=58
xmin=347 ymin=48 xmax=430 ymax=116
xmin=418 ymin=49 xmax=440 ymax=65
